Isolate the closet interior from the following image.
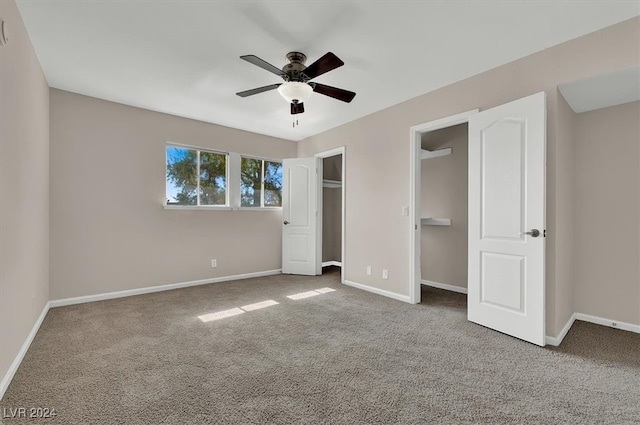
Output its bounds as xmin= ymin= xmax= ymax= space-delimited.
xmin=322 ymin=154 xmax=342 ymax=269
xmin=420 ymin=123 xmax=468 ymax=293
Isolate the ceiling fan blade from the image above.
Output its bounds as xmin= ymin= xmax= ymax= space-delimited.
xmin=291 ymin=102 xmax=305 ymax=115
xmin=236 ymin=84 xmax=282 ymax=98
xmin=302 ymin=52 xmax=344 ymax=80
xmin=310 ymin=83 xmax=356 ymax=103
xmin=240 ymin=55 xmax=285 ymax=77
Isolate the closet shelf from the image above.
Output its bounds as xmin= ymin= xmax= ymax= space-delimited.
xmin=421 ymin=217 xmax=452 ymax=226
xmin=421 ymin=147 xmax=452 ymax=160
xmin=323 ymin=179 xmax=342 ymax=188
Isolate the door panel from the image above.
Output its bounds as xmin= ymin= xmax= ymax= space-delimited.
xmin=481 ymin=252 xmax=525 ymax=313
xmin=468 ymin=92 xmax=546 ymax=346
xmin=282 ymin=158 xmax=319 ymax=275
xmin=481 ymin=119 xmax=525 ymax=240
xmin=288 ymin=235 xmax=310 ymax=262
xmin=288 ymin=165 xmax=310 ymax=226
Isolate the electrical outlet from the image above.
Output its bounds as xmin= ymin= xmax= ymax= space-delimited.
xmin=382 ymin=269 xmax=389 ymax=279
xmin=366 ymin=266 xmax=372 ymax=276
xmin=211 ymin=259 xmax=217 ymax=268
xmin=402 ymin=206 xmax=409 ymax=216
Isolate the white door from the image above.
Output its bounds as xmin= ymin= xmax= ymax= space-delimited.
xmin=468 ymin=92 xmax=546 ymax=346
xmin=282 ymin=157 xmax=320 ymax=275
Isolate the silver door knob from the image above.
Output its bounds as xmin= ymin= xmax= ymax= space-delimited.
xmin=525 ymin=229 xmax=540 ymax=237
xmin=283 ymin=220 xmax=290 ymax=225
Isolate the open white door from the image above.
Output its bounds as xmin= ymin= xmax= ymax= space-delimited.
xmin=282 ymin=157 xmax=320 ymax=275
xmin=468 ymin=92 xmax=546 ymax=346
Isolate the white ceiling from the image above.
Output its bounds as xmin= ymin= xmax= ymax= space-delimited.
xmin=15 ymin=1 xmax=640 ymax=142
xmin=558 ymin=65 xmax=640 ymax=113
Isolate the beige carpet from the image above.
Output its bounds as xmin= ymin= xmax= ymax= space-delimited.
xmin=1 ymin=267 xmax=639 ymax=424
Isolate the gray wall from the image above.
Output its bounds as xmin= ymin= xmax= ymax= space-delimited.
xmin=322 ymin=188 xmax=342 ymax=263
xmin=298 ymin=17 xmax=639 ymax=336
xmin=0 ymin=0 xmax=50 ymax=388
xmin=323 ymin=155 xmax=342 ymax=181
xmin=50 ymin=90 xmax=297 ymax=299
xmin=420 ymin=124 xmax=468 ymax=289
xmin=573 ymin=101 xmax=640 ymax=325
xmin=553 ymin=91 xmax=577 ymax=332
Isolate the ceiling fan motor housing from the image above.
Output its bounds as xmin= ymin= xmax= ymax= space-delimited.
xmin=283 ymin=52 xmax=308 ymax=82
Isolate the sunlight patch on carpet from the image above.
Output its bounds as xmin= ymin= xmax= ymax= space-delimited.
xmin=287 ymin=288 xmax=337 ymax=300
xmin=198 ymin=308 xmax=245 ymax=322
xmin=287 ymin=291 xmax=322 ymax=300
xmin=315 ymin=287 xmax=336 ymax=294
xmin=199 ymin=289 xmax=337 ymax=322
xmin=241 ymin=299 xmax=279 ymax=311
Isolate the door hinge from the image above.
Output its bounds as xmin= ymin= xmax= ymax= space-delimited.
xmin=543 ymin=229 xmax=546 ymax=237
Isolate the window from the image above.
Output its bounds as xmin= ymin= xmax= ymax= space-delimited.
xmin=165 ymin=145 xmax=282 ymax=210
xmin=241 ymin=157 xmax=283 ymax=208
xmin=166 ymin=145 xmax=227 ymax=206
xmin=264 ymin=160 xmax=283 ymax=207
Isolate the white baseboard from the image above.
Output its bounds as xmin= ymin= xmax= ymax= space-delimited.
xmin=322 ymin=261 xmax=342 ymax=267
xmin=574 ymin=313 xmax=640 ymax=334
xmin=421 ymin=279 xmax=468 ymax=295
xmin=343 ymin=280 xmax=411 ymax=303
xmin=545 ymin=313 xmax=576 ymax=346
xmin=1 ymin=301 xmax=51 ymax=400
xmin=49 ymin=269 xmax=282 ymax=308
xmin=545 ymin=312 xmax=640 ymax=346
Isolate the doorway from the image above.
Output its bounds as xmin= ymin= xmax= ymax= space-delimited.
xmin=281 ymin=147 xmax=345 ymax=280
xmin=420 ymin=123 xmax=469 ymax=296
xmin=409 ymin=110 xmax=478 ymax=304
xmin=316 ymin=147 xmax=345 ymax=283
xmin=320 ymin=155 xmax=342 ymax=268
xmin=409 ymin=92 xmax=547 ymax=346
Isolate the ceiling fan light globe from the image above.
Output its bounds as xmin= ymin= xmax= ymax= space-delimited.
xmin=278 ymin=82 xmax=313 ymax=104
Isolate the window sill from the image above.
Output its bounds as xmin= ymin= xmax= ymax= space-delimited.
xmin=162 ymin=205 xmax=282 ymax=212
xmin=237 ymin=207 xmax=283 ymax=212
xmin=163 ymin=205 xmax=233 ymax=211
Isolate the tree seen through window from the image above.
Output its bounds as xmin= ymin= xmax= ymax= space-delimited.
xmin=166 ymin=146 xmax=227 ymax=205
xmin=241 ymin=158 xmax=282 ymax=207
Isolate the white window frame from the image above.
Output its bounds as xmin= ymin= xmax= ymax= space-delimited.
xmin=239 ymin=154 xmax=283 ymax=210
xmin=164 ymin=143 xmax=231 ymax=210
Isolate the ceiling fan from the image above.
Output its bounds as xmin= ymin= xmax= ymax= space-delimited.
xmin=236 ymin=52 xmax=356 ymax=115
